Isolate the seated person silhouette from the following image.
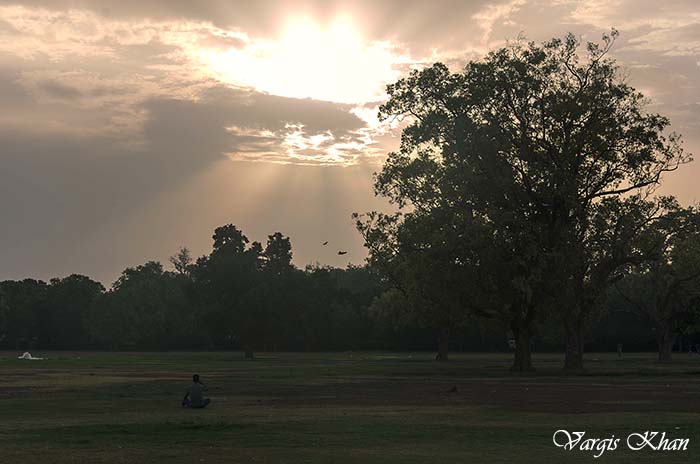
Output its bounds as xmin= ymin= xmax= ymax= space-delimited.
xmin=182 ymin=374 xmax=211 ymax=408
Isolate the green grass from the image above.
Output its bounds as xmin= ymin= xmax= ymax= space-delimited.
xmin=1 ymin=351 xmax=699 ymax=463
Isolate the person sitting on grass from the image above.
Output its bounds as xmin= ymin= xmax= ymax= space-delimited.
xmin=182 ymin=374 xmax=211 ymax=409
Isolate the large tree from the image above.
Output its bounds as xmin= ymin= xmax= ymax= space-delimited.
xmin=363 ymin=30 xmax=688 ymax=370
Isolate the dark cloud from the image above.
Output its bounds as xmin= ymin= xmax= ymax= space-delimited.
xmin=38 ymin=79 xmax=82 ymax=98
xmin=194 ymin=86 xmax=364 ymax=134
xmin=139 ymin=85 xmax=366 ymax=165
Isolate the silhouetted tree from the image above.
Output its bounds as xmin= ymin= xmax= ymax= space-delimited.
xmin=0 ymin=286 xmax=7 ymax=347
xmin=88 ymin=262 xmax=191 ymax=349
xmin=362 ymin=30 xmax=688 ymax=370
xmin=45 ymin=275 xmax=104 ymax=347
xmin=169 ymin=246 xmax=193 ymax=276
xmin=194 ymin=224 xmax=264 ymax=358
xmin=357 ymin=209 xmax=478 ymax=361
xmin=0 ymin=279 xmax=47 ymax=349
xmin=212 ymin=224 xmax=251 ymax=254
xmin=612 ymin=205 xmax=700 ymax=362
xmin=263 ymin=232 xmax=294 ymax=275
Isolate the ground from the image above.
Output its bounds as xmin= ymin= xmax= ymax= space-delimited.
xmin=1 ymin=351 xmax=699 ymax=463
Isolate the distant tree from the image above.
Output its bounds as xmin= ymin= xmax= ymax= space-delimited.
xmin=169 ymin=246 xmax=193 ymax=276
xmin=0 ymin=279 xmax=47 ymax=349
xmin=88 ymin=292 xmax=139 ymax=349
xmin=212 ymin=223 xmax=250 ymax=254
xmin=0 ymin=285 xmax=9 ymax=347
xmin=45 ymin=275 xmax=104 ymax=347
xmin=331 ymin=265 xmax=385 ymax=348
xmin=193 ymin=224 xmax=265 ymax=358
xmin=612 ymin=205 xmax=700 ymax=362
xmin=88 ymin=262 xmax=191 ymax=349
xmin=263 ymin=232 xmax=294 ymax=275
xmin=301 ymin=264 xmax=341 ymax=350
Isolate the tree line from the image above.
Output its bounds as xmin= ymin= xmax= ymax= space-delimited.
xmin=0 ymin=227 xmax=387 ymax=356
xmin=0 ymin=221 xmax=693 ymax=358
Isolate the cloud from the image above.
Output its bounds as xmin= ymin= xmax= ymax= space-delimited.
xmin=473 ymin=0 xmax=527 ymax=44
xmin=0 ymin=0 xmax=699 ymax=283
xmin=0 ymin=3 xmax=403 ymax=165
xmin=140 ymin=86 xmax=377 ymax=166
xmin=625 ymin=23 xmax=700 ymax=56
xmin=0 ymin=4 xmax=411 ymax=104
xmin=566 ymin=0 xmax=700 ymax=30
xmin=0 ymin=4 xmax=245 ymax=60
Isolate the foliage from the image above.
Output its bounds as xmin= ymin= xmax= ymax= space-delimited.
xmin=611 ymin=205 xmax=700 ymax=360
xmin=357 ymin=30 xmax=689 ymax=369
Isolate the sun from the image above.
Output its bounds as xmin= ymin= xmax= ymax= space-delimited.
xmin=202 ymin=15 xmax=403 ymax=104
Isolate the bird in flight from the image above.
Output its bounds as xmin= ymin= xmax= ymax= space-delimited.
xmin=322 ymin=241 xmax=328 ymax=246
xmin=337 ymin=251 xmax=348 ymax=255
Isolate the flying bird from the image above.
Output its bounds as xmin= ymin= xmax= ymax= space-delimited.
xmin=337 ymin=251 xmax=348 ymax=255
xmin=323 ymin=241 xmax=328 ymax=246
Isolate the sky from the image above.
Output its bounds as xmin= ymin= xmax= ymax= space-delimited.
xmin=1 ymin=0 xmax=699 ymax=285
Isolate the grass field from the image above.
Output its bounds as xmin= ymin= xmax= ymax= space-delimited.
xmin=1 ymin=351 xmax=699 ymax=463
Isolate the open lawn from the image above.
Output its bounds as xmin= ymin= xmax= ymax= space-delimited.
xmin=1 ymin=351 xmax=699 ymax=463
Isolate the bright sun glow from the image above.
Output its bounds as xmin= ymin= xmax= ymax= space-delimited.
xmin=202 ymin=16 xmax=405 ymax=104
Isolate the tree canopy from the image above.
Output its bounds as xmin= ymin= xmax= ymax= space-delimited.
xmin=357 ymin=30 xmax=690 ymax=370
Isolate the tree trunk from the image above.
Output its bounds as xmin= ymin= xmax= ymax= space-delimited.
xmin=436 ymin=327 xmax=449 ymax=361
xmin=510 ymin=319 xmax=534 ymax=372
xmin=656 ymin=325 xmax=675 ymax=363
xmin=564 ymin=315 xmax=584 ymax=371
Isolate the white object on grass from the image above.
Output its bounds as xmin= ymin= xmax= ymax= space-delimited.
xmin=18 ymin=352 xmax=43 ymax=360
